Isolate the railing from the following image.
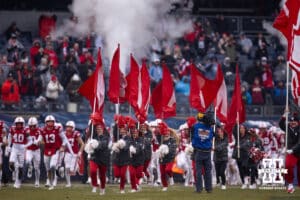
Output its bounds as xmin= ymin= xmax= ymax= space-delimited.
xmin=0 ymin=100 xmax=285 ymax=120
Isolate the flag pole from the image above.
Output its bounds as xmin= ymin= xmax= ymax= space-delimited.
xmin=237 ymin=112 xmax=240 ymax=159
xmin=116 ymin=98 xmax=120 ymax=140
xmin=285 ymin=61 xmax=289 ymax=158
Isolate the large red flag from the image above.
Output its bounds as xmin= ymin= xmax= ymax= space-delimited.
xmin=213 ymin=65 xmax=227 ymax=123
xmin=189 ymin=64 xmax=223 ymax=112
xmin=108 ymin=45 xmax=127 ymax=104
xmin=136 ymin=60 xmax=151 ymax=122
xmin=78 ymin=48 xmax=105 ymax=116
xmin=151 ymin=64 xmax=176 ymax=119
xmin=225 ymin=65 xmax=246 ymax=140
xmin=273 ymin=0 xmax=300 ymax=106
xmin=127 ymin=56 xmax=151 ymax=122
xmin=127 ymin=54 xmax=140 ymax=108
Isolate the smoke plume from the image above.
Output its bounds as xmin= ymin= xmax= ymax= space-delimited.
xmin=53 ymin=0 xmax=193 ymax=72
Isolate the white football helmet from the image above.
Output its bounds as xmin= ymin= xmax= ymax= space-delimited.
xmin=14 ymin=116 xmax=25 ymax=124
xmin=45 ymin=115 xmax=56 ymax=123
xmin=28 ymin=117 xmax=38 ymax=126
xmin=65 ymin=121 xmax=76 ymax=130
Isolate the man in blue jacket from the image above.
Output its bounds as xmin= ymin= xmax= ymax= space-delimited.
xmin=192 ymin=112 xmax=215 ymax=193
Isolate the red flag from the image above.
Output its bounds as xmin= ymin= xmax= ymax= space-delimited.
xmin=108 ymin=45 xmax=127 ymax=104
xmin=213 ymin=65 xmax=227 ymax=123
xmin=273 ymin=0 xmax=300 ymax=69
xmin=273 ymin=0 xmax=300 ymax=106
xmin=127 ymin=54 xmax=140 ymax=109
xmin=225 ymin=65 xmax=246 ymax=140
xmin=126 ymin=55 xmax=151 ymax=122
xmin=189 ymin=64 xmax=223 ymax=112
xmin=136 ymin=60 xmax=151 ymax=122
xmin=78 ymin=48 xmax=105 ymax=116
xmin=151 ymin=64 xmax=176 ymax=119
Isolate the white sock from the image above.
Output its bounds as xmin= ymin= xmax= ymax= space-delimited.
xmin=66 ymin=169 xmax=71 ymax=185
xmin=35 ymin=169 xmax=40 ymax=184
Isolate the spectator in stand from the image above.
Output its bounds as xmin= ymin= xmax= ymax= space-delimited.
xmin=177 ymin=58 xmax=190 ymax=78
xmin=261 ymin=57 xmax=274 ymax=96
xmin=149 ymin=58 xmax=162 ymax=89
xmin=36 ymin=56 xmax=51 ymax=89
xmin=221 ymin=57 xmax=235 ymax=86
xmin=173 ymin=44 xmax=183 ymax=60
xmin=4 ymin=22 xmax=21 ymax=40
xmin=66 ymin=73 xmax=82 ymax=103
xmin=7 ymin=34 xmax=24 ymax=63
xmin=44 ymin=44 xmax=59 ymax=70
xmin=30 ymin=39 xmax=42 ymax=68
xmin=255 ymin=42 xmax=268 ymax=60
xmin=196 ymin=33 xmax=208 ymax=59
xmin=65 ymin=49 xmax=79 ymax=65
xmin=79 ymin=48 xmax=94 ymax=65
xmin=1 ymin=72 xmax=20 ymax=110
xmin=238 ymin=32 xmax=253 ymax=57
xmin=273 ymin=55 xmax=286 ymax=84
xmin=45 ymin=75 xmax=64 ymax=110
xmin=60 ymin=36 xmax=70 ymax=59
xmin=251 ymin=77 xmax=265 ymax=105
xmin=181 ymin=43 xmax=196 ymax=62
xmin=218 ymin=33 xmax=230 ymax=55
xmin=241 ymin=85 xmax=252 ymax=105
xmin=272 ymin=81 xmax=286 ymax=105
xmin=33 ymin=46 xmax=45 ymax=67
xmin=203 ymin=18 xmax=214 ymax=37
xmin=72 ymin=43 xmax=81 ymax=61
xmin=223 ymin=37 xmax=237 ymax=64
xmin=0 ymin=67 xmax=6 ymax=90
xmin=254 ymin=32 xmax=268 ymax=49
xmin=243 ymin=60 xmax=263 ymax=85
xmin=60 ymin=62 xmax=78 ymax=88
xmin=184 ymin=21 xmax=202 ymax=44
xmin=20 ymin=66 xmax=38 ymax=104
xmin=0 ymin=55 xmax=12 ymax=78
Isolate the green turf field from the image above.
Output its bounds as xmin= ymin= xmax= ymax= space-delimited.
xmin=1 ymin=184 xmax=299 ymax=200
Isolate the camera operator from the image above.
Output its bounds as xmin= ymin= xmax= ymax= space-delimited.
xmin=191 ymin=112 xmax=215 ymax=193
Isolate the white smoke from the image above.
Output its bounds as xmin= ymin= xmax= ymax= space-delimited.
xmin=53 ymin=0 xmax=193 ymax=72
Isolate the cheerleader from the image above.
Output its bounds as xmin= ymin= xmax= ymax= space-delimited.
xmin=86 ymin=113 xmax=110 ymax=195
xmin=112 ymin=115 xmax=131 ymax=194
xmin=128 ymin=119 xmax=145 ymax=192
xmin=157 ymin=122 xmax=177 ymax=191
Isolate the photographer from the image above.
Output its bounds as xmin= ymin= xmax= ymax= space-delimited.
xmin=192 ymin=112 xmax=215 ymax=193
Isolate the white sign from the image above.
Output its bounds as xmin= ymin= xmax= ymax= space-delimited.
xmin=258 ymin=159 xmax=287 ymax=186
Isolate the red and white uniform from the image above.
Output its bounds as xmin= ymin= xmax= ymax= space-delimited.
xmin=259 ymin=130 xmax=273 ymax=157
xmin=25 ymin=127 xmax=42 ymax=169
xmin=41 ymin=125 xmax=63 ymax=171
xmin=178 ymin=130 xmax=190 ymax=152
xmin=64 ymin=130 xmax=81 ymax=172
xmin=9 ymin=126 xmax=29 ymax=167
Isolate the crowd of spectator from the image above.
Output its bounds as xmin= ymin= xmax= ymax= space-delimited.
xmin=0 ymin=13 xmax=288 ymax=112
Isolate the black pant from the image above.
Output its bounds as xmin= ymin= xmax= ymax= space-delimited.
xmin=237 ymin=159 xmax=249 ymax=184
xmin=215 ymin=161 xmax=227 ymax=185
xmin=248 ymin=160 xmax=258 ymax=185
